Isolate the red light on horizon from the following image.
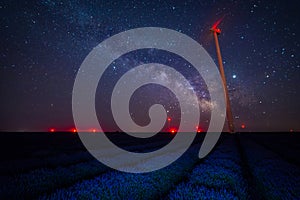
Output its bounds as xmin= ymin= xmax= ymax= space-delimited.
xmin=241 ymin=124 xmax=246 ymax=129
xmin=50 ymin=128 xmax=55 ymax=132
xmin=196 ymin=126 xmax=202 ymax=133
xmin=167 ymin=117 xmax=171 ymax=122
xmin=169 ymin=128 xmax=177 ymax=134
xmin=72 ymin=128 xmax=77 ymax=133
xmin=92 ymin=129 xmax=96 ymax=133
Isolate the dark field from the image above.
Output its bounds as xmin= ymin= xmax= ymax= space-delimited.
xmin=0 ymin=132 xmax=299 ymax=199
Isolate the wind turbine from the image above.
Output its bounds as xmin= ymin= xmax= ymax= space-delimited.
xmin=210 ymin=19 xmax=235 ymax=133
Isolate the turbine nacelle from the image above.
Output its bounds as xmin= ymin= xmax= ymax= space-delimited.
xmin=210 ymin=27 xmax=221 ymax=35
xmin=210 ymin=17 xmax=224 ymax=35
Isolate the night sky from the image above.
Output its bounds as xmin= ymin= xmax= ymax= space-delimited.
xmin=1 ymin=0 xmax=299 ymax=132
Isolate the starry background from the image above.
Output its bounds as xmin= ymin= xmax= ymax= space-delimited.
xmin=0 ymin=0 xmax=299 ymax=132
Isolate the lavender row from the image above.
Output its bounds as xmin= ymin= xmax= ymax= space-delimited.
xmin=0 ymin=139 xmax=171 ymax=199
xmin=167 ymin=137 xmax=249 ymax=199
xmin=39 ymin=146 xmax=200 ymax=199
xmin=240 ymin=139 xmax=300 ymax=199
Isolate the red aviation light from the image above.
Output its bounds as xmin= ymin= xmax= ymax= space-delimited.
xmin=169 ymin=128 xmax=177 ymax=134
xmin=210 ymin=17 xmax=224 ymax=35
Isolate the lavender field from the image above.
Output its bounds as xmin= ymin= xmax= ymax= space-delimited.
xmin=0 ymin=132 xmax=299 ymax=199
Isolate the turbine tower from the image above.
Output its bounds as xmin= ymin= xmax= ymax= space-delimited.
xmin=210 ymin=20 xmax=235 ymax=133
